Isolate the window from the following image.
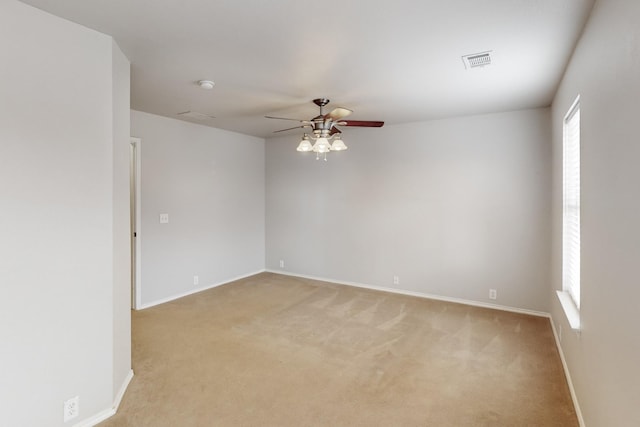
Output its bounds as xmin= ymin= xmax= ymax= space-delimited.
xmin=558 ymin=95 xmax=581 ymax=329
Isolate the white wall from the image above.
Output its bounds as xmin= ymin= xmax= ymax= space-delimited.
xmin=0 ymin=2 xmax=130 ymax=426
xmin=111 ymin=40 xmax=132 ymax=400
xmin=550 ymin=0 xmax=640 ymax=425
xmin=131 ymin=111 xmax=265 ymax=307
xmin=266 ymin=108 xmax=551 ymax=312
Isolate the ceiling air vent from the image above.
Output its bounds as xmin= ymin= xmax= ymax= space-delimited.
xmin=462 ymin=51 xmax=492 ymax=69
xmin=177 ymin=111 xmax=216 ymax=121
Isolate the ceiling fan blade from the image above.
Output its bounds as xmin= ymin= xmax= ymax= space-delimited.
xmin=265 ymin=115 xmax=308 ymax=122
xmin=273 ymin=125 xmax=311 ymax=133
xmin=338 ymin=120 xmax=384 ymax=127
xmin=329 ymin=126 xmax=342 ymax=135
xmin=325 ymin=107 xmax=353 ymax=120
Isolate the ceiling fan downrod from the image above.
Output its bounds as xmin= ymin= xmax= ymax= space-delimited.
xmin=312 ymin=98 xmax=331 ymax=116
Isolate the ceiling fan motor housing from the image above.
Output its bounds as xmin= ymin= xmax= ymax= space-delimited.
xmin=312 ymin=119 xmax=334 ymax=138
xmin=313 ymin=98 xmax=331 ymax=107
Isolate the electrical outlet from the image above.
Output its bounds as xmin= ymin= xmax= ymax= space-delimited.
xmin=393 ymin=276 xmax=400 ymax=285
xmin=193 ymin=275 xmax=199 ymax=286
xmin=489 ymin=289 xmax=497 ymax=300
xmin=159 ymin=213 xmax=169 ymax=224
xmin=63 ymin=396 xmax=79 ymax=422
xmin=279 ymin=260 xmax=284 ymax=268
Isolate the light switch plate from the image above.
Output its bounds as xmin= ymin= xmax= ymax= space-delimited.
xmin=159 ymin=213 xmax=169 ymax=224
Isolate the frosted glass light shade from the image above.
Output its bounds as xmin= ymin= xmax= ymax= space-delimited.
xmin=330 ymin=137 xmax=347 ymax=151
xmin=312 ymin=137 xmax=331 ymax=153
xmin=296 ymin=136 xmax=313 ymax=152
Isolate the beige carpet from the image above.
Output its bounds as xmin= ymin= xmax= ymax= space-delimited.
xmin=100 ymin=273 xmax=577 ymax=426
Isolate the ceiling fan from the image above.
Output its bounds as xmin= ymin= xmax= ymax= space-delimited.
xmin=265 ymin=98 xmax=384 ymax=160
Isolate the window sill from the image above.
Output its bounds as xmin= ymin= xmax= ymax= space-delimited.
xmin=556 ymin=291 xmax=581 ymax=330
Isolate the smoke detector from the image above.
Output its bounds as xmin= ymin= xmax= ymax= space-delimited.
xmin=197 ymin=80 xmax=215 ymax=89
xmin=462 ymin=51 xmax=492 ymax=69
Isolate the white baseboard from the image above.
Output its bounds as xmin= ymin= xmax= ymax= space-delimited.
xmin=113 ymin=369 xmax=134 ymax=412
xmin=138 ymin=270 xmax=266 ymax=309
xmin=265 ymin=269 xmax=550 ymax=318
xmin=73 ymin=408 xmax=114 ymax=427
xmin=549 ymin=317 xmax=585 ymax=427
xmin=73 ymin=369 xmax=134 ymax=427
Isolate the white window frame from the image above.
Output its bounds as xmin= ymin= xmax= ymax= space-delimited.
xmin=557 ymin=95 xmax=581 ymax=330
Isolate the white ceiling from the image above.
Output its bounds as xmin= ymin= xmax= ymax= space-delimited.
xmin=20 ymin=0 xmax=594 ymax=138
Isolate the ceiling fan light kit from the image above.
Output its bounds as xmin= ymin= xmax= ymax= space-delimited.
xmin=330 ymin=135 xmax=347 ymax=151
xmin=296 ymin=134 xmax=313 ymax=152
xmin=268 ymin=98 xmax=384 ymax=161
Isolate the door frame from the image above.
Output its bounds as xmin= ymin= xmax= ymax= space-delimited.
xmin=130 ymin=137 xmax=142 ymax=309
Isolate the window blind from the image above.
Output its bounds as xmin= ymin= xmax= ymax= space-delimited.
xmin=563 ymin=98 xmax=580 ymax=308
